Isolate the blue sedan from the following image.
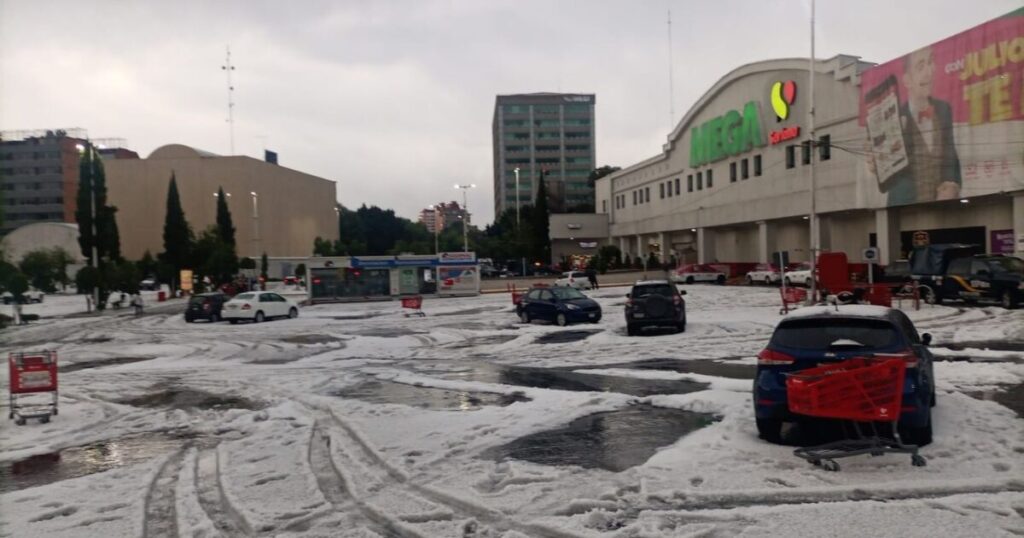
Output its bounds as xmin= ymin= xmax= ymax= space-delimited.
xmin=517 ymin=286 xmax=602 ymax=326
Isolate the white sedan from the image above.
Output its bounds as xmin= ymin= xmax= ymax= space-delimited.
xmin=553 ymin=271 xmax=592 ymax=290
xmin=783 ymin=263 xmax=815 ymax=287
xmin=745 ymin=264 xmax=781 ymax=285
xmin=671 ymin=264 xmax=726 ymax=285
xmin=222 ymin=291 xmax=299 ymax=324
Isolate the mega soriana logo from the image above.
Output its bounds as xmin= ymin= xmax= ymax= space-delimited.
xmin=768 ymin=80 xmax=800 ymax=145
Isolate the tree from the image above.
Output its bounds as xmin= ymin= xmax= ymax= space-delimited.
xmin=215 ymin=186 xmax=236 ymax=247
xmin=294 ymin=263 xmax=306 ymax=279
xmin=18 ymin=249 xmax=60 ymax=292
xmin=623 ymin=253 xmax=632 ymax=268
xmin=313 ymin=236 xmax=335 ymax=256
xmin=260 ymin=252 xmax=268 ymax=282
xmin=239 ymin=257 xmax=256 ymax=270
xmin=587 ymin=165 xmax=622 ymax=187
xmin=336 ymin=206 xmax=367 ymax=255
xmin=597 ymin=245 xmax=621 ymax=271
xmin=75 ymin=146 xmax=121 ymax=265
xmin=137 ymin=250 xmax=158 ymax=278
xmin=75 ymin=146 xmax=96 ymax=265
xmin=531 ymin=171 xmax=551 ymax=264
xmin=191 ymin=226 xmax=237 ymax=288
xmin=160 ymin=173 xmax=193 ymax=284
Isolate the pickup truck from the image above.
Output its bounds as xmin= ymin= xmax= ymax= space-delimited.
xmin=909 ymin=244 xmax=1023 ymax=309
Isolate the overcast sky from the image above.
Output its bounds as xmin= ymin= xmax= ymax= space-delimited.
xmin=2 ymin=0 xmax=1020 ymax=225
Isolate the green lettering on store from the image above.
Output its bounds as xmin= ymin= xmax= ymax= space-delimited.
xmin=689 ymin=101 xmax=766 ymax=167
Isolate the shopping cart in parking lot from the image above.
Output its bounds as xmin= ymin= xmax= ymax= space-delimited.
xmin=779 ymin=286 xmax=807 ymax=314
xmin=785 ymin=357 xmax=926 ymax=471
xmin=400 ymin=295 xmax=425 ymax=317
xmin=8 ymin=351 xmax=59 ymax=426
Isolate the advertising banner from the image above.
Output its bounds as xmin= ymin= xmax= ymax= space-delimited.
xmin=859 ymin=9 xmax=1024 ymax=207
xmin=180 ymin=269 xmax=193 ymax=292
xmin=991 ymin=229 xmax=1015 ymax=254
xmin=438 ymin=266 xmax=478 ymax=295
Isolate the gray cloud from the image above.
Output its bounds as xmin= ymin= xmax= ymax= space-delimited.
xmin=2 ymin=0 xmax=1018 ymax=225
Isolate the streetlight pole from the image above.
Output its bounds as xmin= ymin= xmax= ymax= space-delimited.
xmin=514 ymin=167 xmax=525 ymax=276
xmin=249 ymin=192 xmax=259 ymax=258
xmin=807 ymin=0 xmax=819 ymax=304
xmin=454 ymin=183 xmax=475 ymax=252
xmin=75 ymin=143 xmax=99 ymax=311
xmin=428 ymin=204 xmax=440 ymax=254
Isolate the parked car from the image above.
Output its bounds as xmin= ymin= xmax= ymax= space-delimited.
xmin=878 ymin=259 xmax=913 ymax=292
xmin=553 ymin=271 xmax=592 ymax=290
xmin=480 ymin=265 xmax=501 ymax=278
xmin=753 ymin=305 xmax=935 ymax=446
xmin=139 ymin=277 xmax=159 ymax=291
xmin=926 ymin=254 xmax=1024 ymax=309
xmin=625 ymin=280 xmax=687 ymax=335
xmin=222 ymin=291 xmax=300 ymax=324
xmin=672 ymin=264 xmax=726 ymax=285
xmin=783 ymin=262 xmax=815 ymax=287
xmin=746 ymin=264 xmax=781 ymax=285
xmin=516 ymin=286 xmax=601 ymax=326
xmin=1 ymin=290 xmax=44 ymax=304
xmin=184 ymin=292 xmax=228 ymax=323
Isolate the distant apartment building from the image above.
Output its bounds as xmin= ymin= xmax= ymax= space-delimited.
xmin=418 ymin=201 xmax=466 ymax=233
xmin=492 ymin=93 xmax=596 ymax=219
xmin=0 ymin=129 xmax=136 ymax=235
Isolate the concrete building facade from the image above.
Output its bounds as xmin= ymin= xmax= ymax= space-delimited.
xmin=598 ymin=13 xmax=1024 ymax=267
xmin=550 ymin=213 xmax=609 ymax=264
xmin=493 ymin=93 xmax=596 ymax=219
xmin=105 ymin=144 xmax=339 ymax=260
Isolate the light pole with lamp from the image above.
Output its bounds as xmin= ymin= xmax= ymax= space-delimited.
xmin=426 ymin=204 xmax=440 ymax=254
xmin=454 ymin=183 xmax=475 ymax=252
xmin=76 ymin=143 xmax=99 ymax=312
xmin=513 ymin=167 xmax=526 ymax=276
xmin=249 ymin=191 xmax=260 ymax=258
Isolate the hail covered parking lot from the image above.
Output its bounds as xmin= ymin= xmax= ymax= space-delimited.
xmin=1 ymin=285 xmax=1022 ymax=537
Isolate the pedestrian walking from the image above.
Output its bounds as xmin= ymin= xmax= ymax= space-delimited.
xmin=131 ymin=293 xmax=144 ymax=316
xmin=586 ymin=266 xmax=599 ymax=290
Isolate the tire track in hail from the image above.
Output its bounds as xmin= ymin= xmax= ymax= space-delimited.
xmin=194 ymin=445 xmax=250 ymax=537
xmin=142 ymin=449 xmax=185 ymax=538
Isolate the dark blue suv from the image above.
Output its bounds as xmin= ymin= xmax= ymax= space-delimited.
xmin=753 ymin=306 xmax=936 ymax=446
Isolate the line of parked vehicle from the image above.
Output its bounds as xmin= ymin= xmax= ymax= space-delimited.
xmin=184 ymin=291 xmax=300 ymax=324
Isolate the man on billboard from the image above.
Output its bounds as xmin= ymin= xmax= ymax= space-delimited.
xmin=875 ymin=46 xmax=962 ymax=206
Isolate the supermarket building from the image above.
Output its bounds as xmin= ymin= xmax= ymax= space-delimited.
xmin=596 ymin=12 xmax=1024 ymax=266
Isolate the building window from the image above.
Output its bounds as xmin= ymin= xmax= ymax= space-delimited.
xmin=696 ymin=172 xmax=703 ymax=190
xmin=687 ymin=175 xmax=693 ymax=192
xmin=819 ymin=134 xmax=831 ymax=161
xmin=786 ymin=146 xmax=796 ymax=169
xmin=660 ymin=183 xmax=665 ymax=199
xmin=602 ymin=200 xmax=607 ymax=212
xmin=741 ymin=159 xmax=749 ymax=180
xmin=645 ymin=187 xmax=650 ymax=202
xmin=730 ymin=162 xmax=737 ymax=182
xmin=666 ymin=181 xmax=672 ymax=198
xmin=706 ymin=169 xmax=713 ymax=188
xmin=801 ymin=140 xmax=811 ymax=165
xmin=754 ymin=155 xmax=763 ymax=176
xmin=633 ymin=191 xmax=637 ymax=205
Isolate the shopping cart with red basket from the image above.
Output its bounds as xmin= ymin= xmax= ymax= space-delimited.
xmin=400 ymin=295 xmax=425 ymax=317
xmin=785 ymin=357 xmax=926 ymax=471
xmin=8 ymin=351 xmax=59 ymax=425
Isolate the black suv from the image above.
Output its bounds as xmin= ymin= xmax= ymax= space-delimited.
xmin=185 ymin=292 xmax=228 ymax=323
xmin=931 ymin=255 xmax=1024 ymax=309
xmin=625 ymin=280 xmax=687 ymax=335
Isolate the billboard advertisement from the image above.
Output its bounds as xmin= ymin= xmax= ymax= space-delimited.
xmin=859 ymin=9 xmax=1024 ymax=207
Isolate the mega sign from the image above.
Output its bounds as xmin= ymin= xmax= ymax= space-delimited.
xmin=689 ymin=101 xmax=766 ymax=167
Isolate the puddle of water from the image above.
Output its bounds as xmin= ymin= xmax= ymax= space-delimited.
xmin=446 ymin=335 xmax=518 ymax=349
xmin=118 ymin=388 xmax=260 ymax=411
xmin=968 ymin=384 xmax=1024 ymax=417
xmin=348 ymin=328 xmax=427 ymax=338
xmin=535 ymin=330 xmax=602 ymax=344
xmin=328 ymin=380 xmax=530 ymax=411
xmin=426 ymin=361 xmax=708 ymax=397
xmin=60 ymin=357 xmax=156 ymax=373
xmin=279 ymin=334 xmax=343 ymax=345
xmin=483 ymin=405 xmax=718 ymax=472
xmin=0 ymin=432 xmax=214 ymax=494
xmin=433 ymin=307 xmax=502 ymax=317
xmin=589 ymin=358 xmax=756 ymax=380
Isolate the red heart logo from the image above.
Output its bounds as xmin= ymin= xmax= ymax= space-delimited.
xmin=783 ymin=81 xmax=797 ymax=104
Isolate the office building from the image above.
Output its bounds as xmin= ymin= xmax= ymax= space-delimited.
xmin=492 ymin=93 xmax=596 ymax=219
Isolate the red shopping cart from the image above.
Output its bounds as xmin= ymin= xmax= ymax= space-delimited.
xmin=779 ymin=286 xmax=807 ymax=314
xmin=8 ymin=351 xmax=59 ymax=425
xmin=400 ymin=295 xmax=425 ymax=317
xmin=785 ymin=357 xmax=926 ymax=471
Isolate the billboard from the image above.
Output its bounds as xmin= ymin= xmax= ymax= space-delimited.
xmin=858 ymin=9 xmax=1024 ymax=207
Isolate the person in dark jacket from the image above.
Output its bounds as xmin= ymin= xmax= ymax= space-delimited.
xmin=586 ymin=267 xmax=599 ymax=290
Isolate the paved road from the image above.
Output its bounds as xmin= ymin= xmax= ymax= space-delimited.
xmin=480 ymin=269 xmax=673 ymax=293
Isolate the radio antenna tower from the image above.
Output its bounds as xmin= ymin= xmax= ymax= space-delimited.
xmin=221 ymin=46 xmax=236 ymax=154
xmin=667 ymin=8 xmax=675 ymax=130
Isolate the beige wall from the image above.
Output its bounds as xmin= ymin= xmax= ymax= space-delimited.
xmin=105 ymin=145 xmax=338 ymax=260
